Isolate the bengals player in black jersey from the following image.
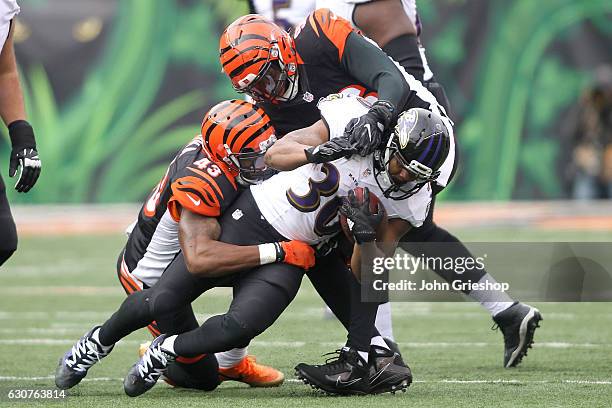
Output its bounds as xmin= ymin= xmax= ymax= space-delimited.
xmin=55 ymin=100 xmax=315 ymax=393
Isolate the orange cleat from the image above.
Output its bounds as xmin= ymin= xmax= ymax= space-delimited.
xmin=218 ymin=355 xmax=284 ymax=387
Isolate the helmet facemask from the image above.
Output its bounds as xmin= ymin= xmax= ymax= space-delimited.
xmin=373 ymin=139 xmax=431 ymax=200
xmin=234 ymin=43 xmax=298 ymax=104
xmin=222 ymin=135 xmax=277 ymax=185
xmin=373 ymin=117 xmax=446 ymax=200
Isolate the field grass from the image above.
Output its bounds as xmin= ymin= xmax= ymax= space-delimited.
xmin=1 ymin=228 xmax=611 ymax=407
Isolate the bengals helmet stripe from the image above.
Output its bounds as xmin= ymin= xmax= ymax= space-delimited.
xmin=221 ymin=107 xmax=262 ymax=145
xmin=231 ymin=121 xmax=274 ymax=154
xmin=227 ymin=58 xmax=269 ymax=80
xmin=221 ymin=45 xmax=266 ymax=67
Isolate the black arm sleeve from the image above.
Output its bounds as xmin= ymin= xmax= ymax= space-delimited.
xmin=340 ymin=32 xmax=410 ymax=112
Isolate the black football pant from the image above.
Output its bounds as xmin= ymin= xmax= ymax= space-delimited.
xmin=100 ymin=190 xmax=304 ymax=358
xmin=0 ymin=174 xmax=17 ymax=267
xmin=114 ymin=249 xmax=219 ymax=391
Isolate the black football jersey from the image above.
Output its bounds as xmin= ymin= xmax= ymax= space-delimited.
xmin=258 ymin=8 xmax=431 ymax=136
xmin=123 ymin=135 xmax=239 ymax=271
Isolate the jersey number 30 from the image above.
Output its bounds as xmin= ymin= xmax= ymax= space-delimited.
xmin=286 ymin=163 xmax=341 ymax=236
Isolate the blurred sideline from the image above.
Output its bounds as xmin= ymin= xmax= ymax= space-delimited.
xmin=10 ymin=201 xmax=612 ymax=236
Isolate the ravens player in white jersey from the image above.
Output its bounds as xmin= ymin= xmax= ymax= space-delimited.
xmin=317 ymin=0 xmax=544 ymax=369
xmin=269 ymin=93 xmax=454 ymax=394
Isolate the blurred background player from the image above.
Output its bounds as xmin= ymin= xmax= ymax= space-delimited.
xmin=0 ymin=0 xmax=41 ymax=266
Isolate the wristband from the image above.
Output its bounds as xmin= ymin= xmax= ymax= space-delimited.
xmin=258 ymin=242 xmax=284 ymax=264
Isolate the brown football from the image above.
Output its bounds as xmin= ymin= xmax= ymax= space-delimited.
xmin=339 ymin=187 xmax=388 ymax=244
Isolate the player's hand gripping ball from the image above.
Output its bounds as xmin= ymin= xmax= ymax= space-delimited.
xmin=339 ymin=187 xmax=387 ymax=245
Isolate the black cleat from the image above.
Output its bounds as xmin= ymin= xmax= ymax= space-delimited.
xmin=124 ymin=334 xmax=176 ymax=397
xmin=383 ymin=337 xmax=402 ymax=358
xmin=55 ymin=325 xmax=114 ymax=389
xmin=492 ymin=302 xmax=543 ymax=368
xmin=295 ymin=347 xmax=369 ymax=395
xmin=368 ymin=345 xmax=412 ymax=394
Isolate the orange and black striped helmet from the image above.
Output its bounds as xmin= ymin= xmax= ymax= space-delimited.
xmin=219 ymin=14 xmax=299 ymax=103
xmin=201 ymin=99 xmax=277 ymax=184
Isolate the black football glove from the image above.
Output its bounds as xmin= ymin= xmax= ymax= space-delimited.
xmin=340 ymin=187 xmax=384 ymax=244
xmin=305 ymin=136 xmax=357 ymax=164
xmin=345 ymin=100 xmax=394 ymax=157
xmin=8 ymin=120 xmax=41 ymax=193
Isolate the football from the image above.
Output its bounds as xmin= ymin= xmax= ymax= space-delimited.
xmin=339 ymin=187 xmax=388 ymax=244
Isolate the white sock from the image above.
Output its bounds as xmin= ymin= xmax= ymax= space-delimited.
xmin=375 ymin=302 xmax=394 ymax=340
xmin=161 ymin=335 xmax=177 ymax=354
xmin=357 ymin=350 xmax=369 ymax=363
xmin=486 ymin=302 xmax=516 ymax=317
xmin=91 ymin=327 xmax=113 ymax=351
xmin=370 ymin=336 xmax=391 ymax=353
xmin=216 ymin=347 xmax=248 ymax=369
xmin=468 ymin=274 xmax=515 ymax=316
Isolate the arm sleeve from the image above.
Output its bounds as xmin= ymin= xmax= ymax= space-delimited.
xmin=340 ymin=32 xmax=410 ymax=111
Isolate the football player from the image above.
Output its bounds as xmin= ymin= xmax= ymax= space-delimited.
xmin=55 ymin=100 xmax=315 ymax=392
xmin=220 ymin=9 xmax=542 ymax=369
xmin=123 ymin=91 xmax=449 ymax=397
xmin=316 ymin=0 xmax=446 ymax=353
xmin=0 ymin=0 xmax=41 ymax=266
xmin=315 ymin=0 xmax=544 ymax=367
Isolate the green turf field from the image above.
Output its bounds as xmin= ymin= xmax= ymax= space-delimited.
xmin=1 ymin=228 xmax=611 ymax=407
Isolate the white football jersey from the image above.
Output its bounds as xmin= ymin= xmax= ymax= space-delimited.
xmin=0 ymin=0 xmax=19 ymax=52
xmin=251 ymin=93 xmax=444 ymax=244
